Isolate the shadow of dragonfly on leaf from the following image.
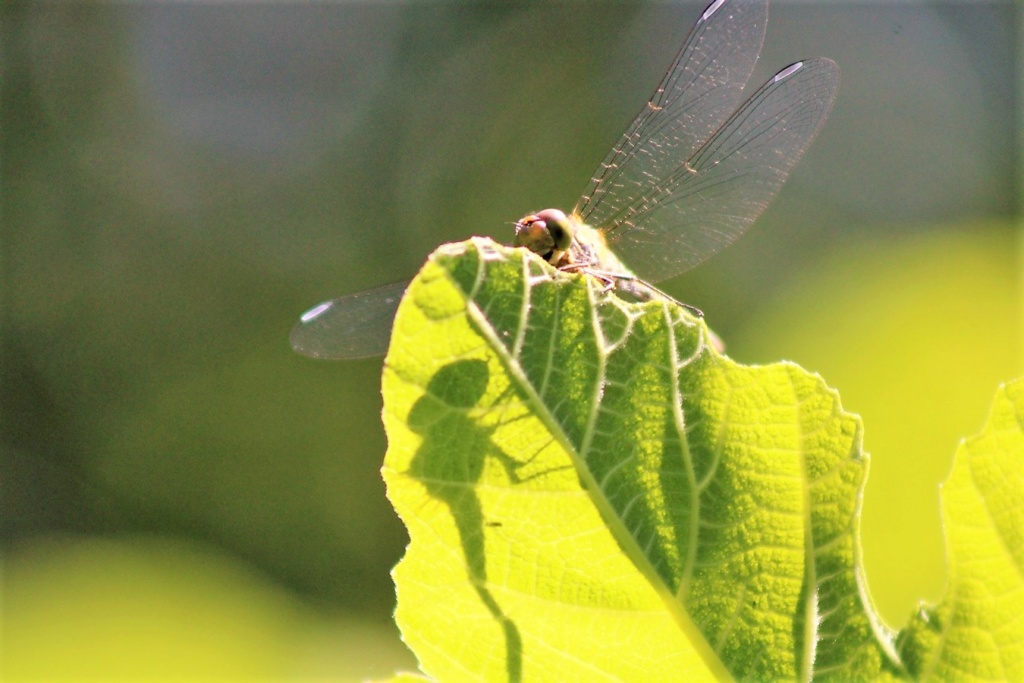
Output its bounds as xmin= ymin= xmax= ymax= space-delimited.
xmin=406 ymin=357 xmax=572 ymax=682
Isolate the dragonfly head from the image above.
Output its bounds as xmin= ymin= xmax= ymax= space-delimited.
xmin=514 ymin=208 xmax=575 ymax=266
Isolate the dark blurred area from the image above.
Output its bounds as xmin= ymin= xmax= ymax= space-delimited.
xmin=2 ymin=1 xmax=1019 ymax=678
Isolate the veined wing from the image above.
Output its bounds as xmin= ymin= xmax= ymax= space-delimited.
xmin=601 ymin=57 xmax=839 ymax=283
xmin=574 ymin=0 xmax=768 ymax=228
xmin=290 ymin=280 xmax=409 ymax=360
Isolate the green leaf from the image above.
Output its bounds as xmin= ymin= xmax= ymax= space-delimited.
xmin=382 ymin=238 xmax=901 ymax=680
xmin=897 ymin=380 xmax=1024 ymax=680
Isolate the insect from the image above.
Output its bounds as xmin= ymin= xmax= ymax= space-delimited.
xmin=291 ymin=0 xmax=838 ymax=360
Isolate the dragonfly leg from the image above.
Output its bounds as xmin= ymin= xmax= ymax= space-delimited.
xmin=557 ymin=261 xmax=705 ymax=316
xmin=560 ymin=262 xmax=618 ymax=291
xmin=614 ymin=273 xmax=705 ymax=318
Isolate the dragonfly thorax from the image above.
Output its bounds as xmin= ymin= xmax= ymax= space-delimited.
xmin=514 ymin=208 xmax=576 ymax=267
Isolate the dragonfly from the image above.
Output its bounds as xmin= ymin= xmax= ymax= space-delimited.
xmin=291 ymin=0 xmax=838 ymax=360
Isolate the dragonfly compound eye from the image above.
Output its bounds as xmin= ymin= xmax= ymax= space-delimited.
xmin=535 ymin=208 xmax=574 ymax=252
xmin=514 ymin=215 xmax=554 ymax=260
xmin=514 ymin=208 xmax=574 ymax=264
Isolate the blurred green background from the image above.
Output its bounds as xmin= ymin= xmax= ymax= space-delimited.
xmin=2 ymin=1 xmax=1020 ymax=680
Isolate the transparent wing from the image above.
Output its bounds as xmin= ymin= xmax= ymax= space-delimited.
xmin=290 ymin=280 xmax=410 ymax=360
xmin=574 ymin=0 xmax=768 ymax=227
xmin=601 ymin=58 xmax=839 ymax=283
